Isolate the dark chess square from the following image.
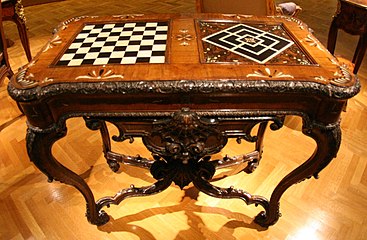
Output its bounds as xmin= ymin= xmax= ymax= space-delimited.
xmin=202 ymin=23 xmax=294 ymax=64
xmin=56 ymin=21 xmax=169 ymax=66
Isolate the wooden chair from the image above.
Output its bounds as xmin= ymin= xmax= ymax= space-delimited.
xmin=0 ymin=2 xmax=13 ymax=85
xmin=1 ymin=0 xmax=32 ymax=62
xmin=196 ymin=0 xmax=301 ymax=17
xmin=327 ymin=0 xmax=367 ymax=74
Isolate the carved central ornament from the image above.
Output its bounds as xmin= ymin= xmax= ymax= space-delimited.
xmin=143 ymin=108 xmax=227 ymax=188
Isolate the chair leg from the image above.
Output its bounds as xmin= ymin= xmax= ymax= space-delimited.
xmin=14 ymin=16 xmax=32 ymax=62
xmin=327 ymin=18 xmax=339 ymax=54
xmin=352 ymin=36 xmax=363 ymax=63
xmin=353 ymin=34 xmax=367 ymax=74
xmin=7 ymin=67 xmax=14 ymax=79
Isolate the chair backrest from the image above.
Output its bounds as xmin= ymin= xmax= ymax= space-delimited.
xmin=196 ymin=0 xmax=276 ymax=15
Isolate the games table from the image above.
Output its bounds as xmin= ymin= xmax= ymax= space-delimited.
xmin=8 ymin=13 xmax=360 ymax=227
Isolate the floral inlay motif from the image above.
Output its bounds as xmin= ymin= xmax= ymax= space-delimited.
xmin=43 ymin=35 xmax=62 ymax=53
xmin=302 ymin=34 xmax=324 ymax=51
xmin=176 ymin=29 xmax=193 ymax=46
xmin=222 ymin=14 xmax=253 ymax=19
xmin=76 ymin=69 xmax=124 ymax=80
xmin=246 ymin=68 xmax=294 ymax=79
xmin=16 ymin=70 xmax=37 ymax=88
xmin=331 ymin=65 xmax=353 ymax=85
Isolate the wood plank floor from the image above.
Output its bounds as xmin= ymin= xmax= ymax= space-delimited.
xmin=1 ymin=0 xmax=366 ymax=239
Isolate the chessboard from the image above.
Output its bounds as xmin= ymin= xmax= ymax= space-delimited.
xmin=202 ymin=23 xmax=294 ymax=64
xmin=56 ymin=21 xmax=169 ymax=66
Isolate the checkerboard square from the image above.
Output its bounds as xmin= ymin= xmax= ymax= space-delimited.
xmin=110 ymin=52 xmax=124 ymax=58
xmin=124 ymin=51 xmax=138 ymax=57
xmin=76 ymin=48 xmax=90 ymax=54
xmin=141 ymin=40 xmax=155 ymax=45
xmin=149 ymin=56 xmax=165 ymax=63
xmin=126 ymin=45 xmax=140 ymax=52
xmin=114 ymin=46 xmax=127 ymax=51
xmin=136 ymin=57 xmax=150 ymax=63
xmin=69 ymin=42 xmax=83 ymax=49
xmin=137 ymin=51 xmax=152 ymax=58
xmin=108 ymin=58 xmax=123 ymax=64
xmin=68 ymin=59 xmax=84 ymax=66
xmin=121 ymin=57 xmax=137 ymax=64
xmin=93 ymin=58 xmax=109 ymax=65
xmin=89 ymin=47 xmax=102 ymax=52
xmin=100 ymin=46 xmax=115 ymax=52
xmin=81 ymin=59 xmax=95 ymax=65
xmin=90 ymin=28 xmax=102 ymax=34
xmin=106 ymin=36 xmax=119 ymax=42
xmin=84 ymin=37 xmax=97 ymax=43
xmin=59 ymin=54 xmax=74 ymax=61
xmin=130 ymin=35 xmax=144 ymax=41
xmin=91 ymin=42 xmax=105 ymax=47
xmin=116 ymin=41 xmax=129 ymax=47
xmin=152 ymin=44 xmax=166 ymax=51
xmin=85 ymin=52 xmax=99 ymax=59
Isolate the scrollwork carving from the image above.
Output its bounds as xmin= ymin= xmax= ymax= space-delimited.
xmin=95 ymin=174 xmax=173 ymax=211
xmin=150 ymin=155 xmax=215 ymax=189
xmin=271 ymin=15 xmax=309 ymax=30
xmin=192 ymin=170 xmax=270 ymax=222
xmin=8 ymin=77 xmax=360 ymax=102
xmin=143 ymin=108 xmax=227 ymax=163
xmin=54 ymin=16 xmax=98 ymax=32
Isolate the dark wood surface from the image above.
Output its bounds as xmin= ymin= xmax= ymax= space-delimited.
xmin=0 ymin=1 xmax=14 ymax=83
xmin=8 ymin=13 xmax=360 ymax=228
xmin=327 ymin=0 xmax=367 ymax=73
xmin=1 ymin=0 xmax=32 ymax=61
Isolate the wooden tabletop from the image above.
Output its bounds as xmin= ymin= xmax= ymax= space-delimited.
xmin=10 ymin=13 xmax=358 ymax=97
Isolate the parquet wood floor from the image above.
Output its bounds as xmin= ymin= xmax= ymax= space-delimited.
xmin=1 ymin=1 xmax=366 ymax=239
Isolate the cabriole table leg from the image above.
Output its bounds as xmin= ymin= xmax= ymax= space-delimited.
xmin=254 ymin=120 xmax=341 ymax=227
xmin=26 ymin=122 xmax=109 ymax=226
